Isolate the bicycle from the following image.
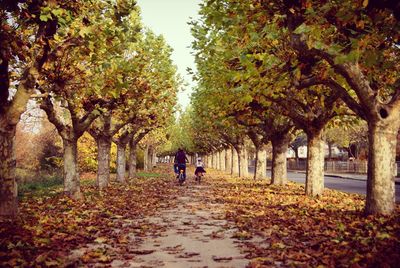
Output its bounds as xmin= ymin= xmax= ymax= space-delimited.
xmin=178 ymin=167 xmax=185 ymax=185
xmin=195 ymin=172 xmax=204 ymax=183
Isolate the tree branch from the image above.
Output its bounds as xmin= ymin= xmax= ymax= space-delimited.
xmin=40 ymin=96 xmax=67 ymax=139
xmin=324 ymin=78 xmax=366 ymax=119
xmin=310 ymin=48 xmax=375 ymax=111
xmin=76 ymin=109 xmax=102 ymax=137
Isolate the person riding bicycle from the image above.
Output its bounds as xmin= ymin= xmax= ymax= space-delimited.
xmin=174 ymin=148 xmax=188 ymax=180
xmin=194 ymin=157 xmax=206 ymax=176
xmin=194 ymin=157 xmax=206 ymax=182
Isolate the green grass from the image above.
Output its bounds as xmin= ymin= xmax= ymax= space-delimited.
xmin=135 ymin=172 xmax=163 ymax=178
xmin=18 ymin=175 xmax=63 ymax=197
xmin=16 ymin=170 xmax=163 ymax=198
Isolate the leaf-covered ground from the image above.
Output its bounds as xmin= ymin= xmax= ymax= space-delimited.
xmin=209 ymin=173 xmax=400 ymax=268
xmin=1 ymin=166 xmax=399 ymax=267
xmin=0 ymin=169 xmax=183 ymax=267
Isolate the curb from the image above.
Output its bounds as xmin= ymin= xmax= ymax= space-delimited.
xmin=288 ymin=170 xmax=400 ymax=185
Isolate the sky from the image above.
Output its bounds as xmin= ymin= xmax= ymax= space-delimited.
xmin=135 ymin=0 xmax=202 ymax=110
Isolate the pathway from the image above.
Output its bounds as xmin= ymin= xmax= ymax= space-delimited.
xmin=123 ymin=182 xmax=248 ymax=267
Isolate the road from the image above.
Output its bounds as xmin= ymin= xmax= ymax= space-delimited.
xmin=248 ymin=168 xmax=400 ymax=202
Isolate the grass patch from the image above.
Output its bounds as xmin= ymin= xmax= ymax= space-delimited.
xmin=135 ymin=172 xmax=163 ymax=178
xmin=18 ymin=175 xmax=63 ymax=197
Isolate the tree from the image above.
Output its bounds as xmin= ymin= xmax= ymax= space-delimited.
xmin=39 ymin=0 xmax=141 ymax=198
xmin=192 ymin=0 xmax=347 ymax=194
xmin=0 ymin=0 xmax=80 ymax=217
xmin=192 ymin=0 xmax=400 ymax=214
xmin=281 ymin=0 xmax=400 ymax=214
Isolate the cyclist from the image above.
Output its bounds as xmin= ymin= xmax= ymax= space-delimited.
xmin=174 ymin=148 xmax=189 ymax=181
xmin=194 ymin=157 xmax=206 ymax=182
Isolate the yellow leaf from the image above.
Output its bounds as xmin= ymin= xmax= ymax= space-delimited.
xmin=94 ymin=237 xmax=107 ymax=243
xmin=45 ymin=259 xmax=59 ymax=266
xmin=362 ymin=0 xmax=368 ymax=7
xmin=98 ymin=254 xmax=110 ymax=263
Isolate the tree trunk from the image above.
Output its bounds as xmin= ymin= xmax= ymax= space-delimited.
xmin=256 ymin=148 xmax=267 ymax=179
xmin=305 ymin=130 xmax=324 ymax=196
xmin=239 ymin=146 xmax=248 ymax=177
xmin=253 ymin=146 xmax=259 ymax=180
xmin=294 ymin=148 xmax=300 ymax=169
xmin=232 ymin=147 xmax=239 ymax=176
xmin=225 ymin=148 xmax=232 ymax=174
xmin=217 ymin=151 xmax=222 ymax=170
xmin=147 ymin=146 xmax=153 ymax=170
xmin=328 ymin=143 xmax=333 ymax=161
xmin=96 ymin=137 xmax=111 ymax=190
xmin=271 ymin=138 xmax=289 ymax=185
xmin=152 ymin=150 xmax=157 ymax=168
xmin=0 ymin=65 xmax=43 ymax=217
xmin=207 ymin=154 xmax=212 ymax=168
xmin=144 ymin=145 xmax=149 ymax=171
xmin=62 ymin=138 xmax=82 ymax=200
xmin=365 ymin=119 xmax=399 ymax=215
xmin=116 ymin=143 xmax=127 ymax=183
xmin=0 ymin=127 xmax=18 ymax=217
xmin=147 ymin=146 xmax=151 ymax=171
xmin=128 ymin=141 xmax=137 ymax=178
xmin=220 ymin=150 xmax=226 ymax=171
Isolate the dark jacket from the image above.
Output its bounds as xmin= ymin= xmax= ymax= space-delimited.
xmin=174 ymin=150 xmax=188 ymax=164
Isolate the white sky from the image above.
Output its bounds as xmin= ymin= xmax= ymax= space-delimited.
xmin=136 ymin=0 xmax=202 ymax=110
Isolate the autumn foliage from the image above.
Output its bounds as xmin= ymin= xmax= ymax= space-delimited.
xmin=1 ymin=167 xmax=399 ymax=267
xmin=211 ymin=177 xmax=400 ymax=267
xmin=0 ymin=172 xmax=181 ymax=267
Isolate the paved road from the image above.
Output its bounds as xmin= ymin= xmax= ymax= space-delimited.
xmin=249 ymin=168 xmax=400 ymax=202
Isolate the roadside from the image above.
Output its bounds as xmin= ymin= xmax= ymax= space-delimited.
xmin=287 ymin=169 xmax=400 ymax=185
xmin=248 ymin=166 xmax=400 ymax=185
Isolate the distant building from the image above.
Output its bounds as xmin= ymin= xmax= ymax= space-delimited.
xmin=287 ymin=144 xmax=347 ymax=159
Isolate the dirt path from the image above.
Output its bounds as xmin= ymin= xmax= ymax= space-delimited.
xmin=126 ymin=182 xmax=249 ymax=268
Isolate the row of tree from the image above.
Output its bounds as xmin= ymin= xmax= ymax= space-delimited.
xmin=185 ymin=0 xmax=399 ymax=215
xmin=0 ymin=0 xmax=180 ymax=217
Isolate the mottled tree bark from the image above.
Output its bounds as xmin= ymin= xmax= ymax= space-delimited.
xmin=256 ymin=148 xmax=267 ymax=179
xmin=220 ymin=150 xmax=226 ymax=171
xmin=62 ymin=138 xmax=82 ymax=200
xmin=96 ymin=137 xmax=111 ymax=190
xmin=253 ymin=145 xmax=259 ymax=180
xmin=0 ymin=128 xmax=18 ymax=217
xmin=128 ymin=141 xmax=137 ymax=178
xmin=0 ymin=64 xmax=44 ymax=217
xmin=366 ymin=119 xmax=399 ymax=214
xmin=271 ymin=138 xmax=289 ymax=185
xmin=239 ymin=146 xmax=248 ymax=177
xmin=147 ymin=146 xmax=154 ymax=170
xmin=305 ymin=130 xmax=324 ymax=196
xmin=225 ymin=148 xmax=232 ymax=174
xmin=216 ymin=151 xmax=221 ymax=170
xmin=232 ymin=147 xmax=239 ymax=176
xmin=151 ymin=149 xmax=157 ymax=168
xmin=116 ymin=143 xmax=127 ymax=183
xmin=143 ymin=145 xmax=149 ymax=171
